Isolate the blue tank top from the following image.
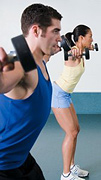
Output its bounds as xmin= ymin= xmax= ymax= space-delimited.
xmin=0 ymin=61 xmax=52 ymax=170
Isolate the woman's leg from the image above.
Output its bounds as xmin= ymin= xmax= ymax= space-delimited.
xmin=69 ymin=104 xmax=89 ymax=178
xmin=52 ymin=106 xmax=79 ymax=174
xmin=69 ymin=103 xmax=80 ymax=166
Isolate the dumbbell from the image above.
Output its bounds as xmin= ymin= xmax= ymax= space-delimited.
xmin=60 ymin=35 xmax=71 ymax=52
xmin=93 ymin=43 xmax=99 ymax=51
xmin=60 ymin=35 xmax=90 ymax=60
xmin=64 ymin=48 xmax=90 ymax=61
xmin=8 ymin=34 xmax=37 ymax=72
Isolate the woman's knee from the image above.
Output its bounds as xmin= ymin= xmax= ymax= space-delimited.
xmin=66 ymin=128 xmax=79 ymax=140
xmin=72 ymin=129 xmax=79 ymax=139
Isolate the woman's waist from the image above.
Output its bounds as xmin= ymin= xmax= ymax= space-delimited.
xmin=55 ymin=78 xmax=79 ymax=93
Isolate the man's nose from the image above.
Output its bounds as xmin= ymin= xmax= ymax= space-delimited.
xmin=57 ymin=35 xmax=62 ymax=43
xmin=59 ymin=35 xmax=62 ymax=42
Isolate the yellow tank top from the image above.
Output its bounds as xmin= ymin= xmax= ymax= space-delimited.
xmin=56 ymin=58 xmax=85 ymax=93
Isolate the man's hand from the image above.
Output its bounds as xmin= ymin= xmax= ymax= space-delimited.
xmin=0 ymin=47 xmax=14 ymax=72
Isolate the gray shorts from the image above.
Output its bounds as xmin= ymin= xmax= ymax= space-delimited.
xmin=51 ymin=82 xmax=72 ymax=108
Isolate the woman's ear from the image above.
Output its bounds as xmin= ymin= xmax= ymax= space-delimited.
xmin=79 ymin=35 xmax=84 ymax=41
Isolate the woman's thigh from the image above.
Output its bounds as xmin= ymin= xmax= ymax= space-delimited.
xmin=69 ymin=103 xmax=80 ymax=130
xmin=52 ymin=107 xmax=77 ymax=134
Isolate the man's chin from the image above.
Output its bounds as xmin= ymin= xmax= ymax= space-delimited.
xmin=50 ymin=52 xmax=55 ymax=56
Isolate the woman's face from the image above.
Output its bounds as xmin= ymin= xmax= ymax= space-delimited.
xmin=82 ymin=29 xmax=93 ymax=49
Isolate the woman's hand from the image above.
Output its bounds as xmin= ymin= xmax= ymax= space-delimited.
xmin=89 ymin=44 xmax=94 ymax=51
xmin=68 ymin=47 xmax=82 ymax=61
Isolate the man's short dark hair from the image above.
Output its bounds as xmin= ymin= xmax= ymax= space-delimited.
xmin=21 ymin=3 xmax=62 ymax=36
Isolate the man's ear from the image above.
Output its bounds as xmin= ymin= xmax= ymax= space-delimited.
xmin=31 ymin=25 xmax=40 ymax=37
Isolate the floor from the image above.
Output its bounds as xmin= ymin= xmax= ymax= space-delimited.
xmin=31 ymin=114 xmax=101 ymax=180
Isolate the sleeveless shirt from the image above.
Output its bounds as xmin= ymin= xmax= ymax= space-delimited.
xmin=0 ymin=61 xmax=52 ymax=170
xmin=56 ymin=58 xmax=85 ymax=93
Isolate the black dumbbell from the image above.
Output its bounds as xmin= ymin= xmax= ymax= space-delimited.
xmin=93 ymin=43 xmax=99 ymax=51
xmin=8 ymin=35 xmax=37 ymax=72
xmin=60 ymin=35 xmax=90 ymax=60
xmin=64 ymin=48 xmax=90 ymax=61
xmin=60 ymin=35 xmax=71 ymax=52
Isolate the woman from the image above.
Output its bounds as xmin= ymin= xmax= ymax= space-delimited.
xmin=52 ymin=24 xmax=93 ymax=180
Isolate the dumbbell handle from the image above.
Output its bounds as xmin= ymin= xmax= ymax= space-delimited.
xmin=67 ymin=53 xmax=84 ymax=57
xmin=7 ymin=51 xmax=18 ymax=63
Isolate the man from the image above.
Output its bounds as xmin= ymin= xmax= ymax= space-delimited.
xmin=0 ymin=3 xmax=62 ymax=179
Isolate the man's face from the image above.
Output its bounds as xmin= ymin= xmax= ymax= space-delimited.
xmin=39 ymin=19 xmax=62 ymax=56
